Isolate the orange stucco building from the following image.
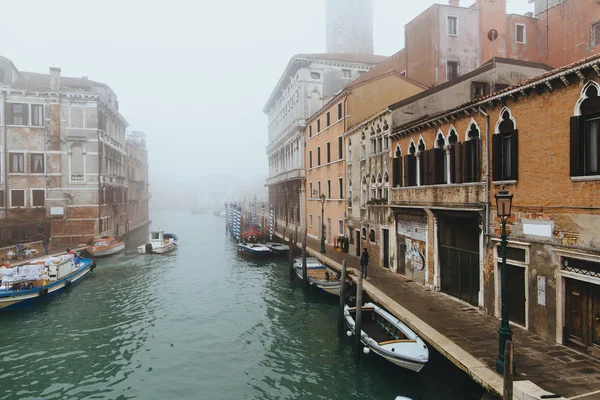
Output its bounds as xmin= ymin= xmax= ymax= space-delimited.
xmin=305 ymin=51 xmax=426 ymax=246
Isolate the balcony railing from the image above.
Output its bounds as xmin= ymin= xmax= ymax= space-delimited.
xmin=390 ymin=182 xmax=485 ymax=209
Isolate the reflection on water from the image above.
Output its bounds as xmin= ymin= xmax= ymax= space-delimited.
xmin=0 ymin=210 xmax=483 ymax=400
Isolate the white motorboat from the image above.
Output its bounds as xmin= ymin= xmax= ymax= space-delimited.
xmin=345 ymin=302 xmax=429 ymax=372
xmin=137 ymin=231 xmax=178 ymax=254
xmin=236 ymin=242 xmax=271 ymax=257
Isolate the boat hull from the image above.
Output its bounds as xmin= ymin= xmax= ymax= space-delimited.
xmin=87 ymin=243 xmax=124 ymax=257
xmin=308 ymin=278 xmax=344 ymax=296
xmin=265 ymin=243 xmax=289 ymax=256
xmin=0 ymin=259 xmax=95 ymax=312
xmin=137 ymin=242 xmax=177 ymax=254
xmin=236 ymin=244 xmax=271 ymax=257
xmin=344 ymin=304 xmax=428 ymax=373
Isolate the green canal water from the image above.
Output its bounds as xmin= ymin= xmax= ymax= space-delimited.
xmin=0 ymin=210 xmax=485 ymax=400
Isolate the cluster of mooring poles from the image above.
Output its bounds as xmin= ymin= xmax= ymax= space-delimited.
xmin=223 ymin=200 xmax=275 ymax=244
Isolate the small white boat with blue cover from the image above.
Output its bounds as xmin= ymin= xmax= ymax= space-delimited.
xmin=0 ymin=254 xmax=96 ymax=312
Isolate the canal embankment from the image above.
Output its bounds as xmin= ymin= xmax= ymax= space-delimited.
xmin=276 ymin=231 xmax=600 ymax=400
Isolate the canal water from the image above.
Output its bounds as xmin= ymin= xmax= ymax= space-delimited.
xmin=0 ymin=210 xmax=485 ymax=400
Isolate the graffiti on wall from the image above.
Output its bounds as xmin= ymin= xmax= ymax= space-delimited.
xmin=406 ymin=239 xmax=425 ymax=271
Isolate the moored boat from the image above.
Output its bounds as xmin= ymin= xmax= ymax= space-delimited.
xmin=292 ymin=256 xmax=345 ymax=296
xmin=0 ymin=254 xmax=96 ymax=312
xmin=86 ymin=236 xmax=125 ymax=257
xmin=265 ymin=242 xmax=289 ymax=256
xmin=344 ymin=302 xmax=429 ymax=372
xmin=236 ymin=242 xmax=271 ymax=257
xmin=137 ymin=231 xmax=178 ymax=254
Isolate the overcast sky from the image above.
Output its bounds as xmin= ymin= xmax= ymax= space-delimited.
xmin=0 ymin=0 xmax=533 ymax=206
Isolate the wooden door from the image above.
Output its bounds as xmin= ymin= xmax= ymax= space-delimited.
xmin=592 ymin=285 xmax=600 ymax=347
xmin=567 ymin=279 xmax=585 ymax=342
xmin=355 ymin=231 xmax=361 ymax=257
xmin=506 ymin=264 xmax=526 ymax=326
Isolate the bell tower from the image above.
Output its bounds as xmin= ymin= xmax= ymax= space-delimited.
xmin=326 ymin=0 xmax=374 ymax=54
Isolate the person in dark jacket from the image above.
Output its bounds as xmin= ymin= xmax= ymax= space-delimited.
xmin=42 ymin=235 xmax=50 ymax=255
xmin=360 ymin=248 xmax=369 ymax=279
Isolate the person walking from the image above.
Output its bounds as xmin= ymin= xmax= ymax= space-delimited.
xmin=360 ymin=248 xmax=369 ymax=280
xmin=42 ymin=235 xmax=50 ymax=255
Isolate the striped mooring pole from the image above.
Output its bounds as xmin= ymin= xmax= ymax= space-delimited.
xmin=269 ymin=204 xmax=274 ymax=241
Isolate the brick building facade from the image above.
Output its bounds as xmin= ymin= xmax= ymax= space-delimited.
xmin=392 ymin=54 xmax=600 ymax=351
xmin=0 ymin=55 xmax=145 ymax=245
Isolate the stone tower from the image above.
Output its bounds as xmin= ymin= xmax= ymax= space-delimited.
xmin=326 ymin=0 xmax=374 ymax=54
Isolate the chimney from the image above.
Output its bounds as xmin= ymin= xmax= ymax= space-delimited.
xmin=49 ymin=67 xmax=61 ymax=91
xmin=449 ymin=0 xmax=459 ymax=6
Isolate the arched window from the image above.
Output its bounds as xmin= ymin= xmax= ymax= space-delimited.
xmin=493 ymin=108 xmax=518 ymax=181
xmin=369 ymin=229 xmax=376 ymax=243
xmin=383 ymin=172 xmax=389 ymax=200
xmin=461 ymin=120 xmax=482 ymax=183
xmin=370 ymin=174 xmax=376 ymax=200
xmin=361 ymin=177 xmax=367 ymax=207
xmin=393 ymin=146 xmax=402 ymax=187
xmin=404 ymin=141 xmax=417 ymax=187
xmin=376 ymin=173 xmax=383 ymax=199
xmin=362 ymin=227 xmax=367 ymax=239
xmin=70 ymin=144 xmax=85 ymax=183
xmin=571 ymin=82 xmax=600 ymax=177
xmin=434 ymin=132 xmax=448 ymax=184
xmin=417 ymin=138 xmax=426 ymax=185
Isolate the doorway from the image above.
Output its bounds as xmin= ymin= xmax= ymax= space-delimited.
xmin=566 ymin=278 xmax=600 ymax=355
xmin=383 ymin=229 xmax=390 ymax=269
xmin=438 ymin=214 xmax=480 ymax=306
xmin=506 ymin=264 xmax=526 ymax=326
xmin=355 ymin=230 xmax=361 ymax=257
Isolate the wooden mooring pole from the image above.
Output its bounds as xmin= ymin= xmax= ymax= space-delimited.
xmin=355 ymin=271 xmax=364 ymax=360
xmin=338 ymin=260 xmax=347 ymax=335
xmin=503 ymin=340 xmax=514 ymax=400
xmin=288 ymin=236 xmax=294 ymax=279
xmin=302 ymin=232 xmax=308 ymax=288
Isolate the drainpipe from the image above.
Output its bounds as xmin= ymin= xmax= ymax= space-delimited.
xmin=2 ymin=92 xmax=7 ymax=221
xmin=478 ymin=107 xmax=490 ymax=245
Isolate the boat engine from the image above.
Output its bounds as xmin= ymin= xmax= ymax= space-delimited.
xmin=145 ymin=243 xmax=153 ymax=254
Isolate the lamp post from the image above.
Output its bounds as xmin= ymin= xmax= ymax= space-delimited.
xmin=495 ymin=187 xmax=514 ymax=375
xmin=315 ymin=192 xmax=325 ymax=254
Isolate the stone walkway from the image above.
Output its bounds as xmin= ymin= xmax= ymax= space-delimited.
xmin=286 ymin=233 xmax=600 ymax=399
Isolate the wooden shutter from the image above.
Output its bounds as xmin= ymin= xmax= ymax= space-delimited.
xmin=403 ymin=156 xmax=410 ymax=186
xmin=454 ymin=142 xmax=463 ymax=184
xmin=475 ymin=138 xmax=481 ymax=182
xmin=430 ymin=149 xmax=437 ymax=185
xmin=492 ymin=134 xmax=502 ymax=181
xmin=570 ymin=116 xmax=584 ymax=177
xmin=449 ymin=146 xmax=456 ymax=183
xmin=393 ymin=157 xmax=403 ymax=187
xmin=420 ymin=151 xmax=427 ymax=185
xmin=510 ymin=130 xmax=519 ymax=180
xmin=463 ymin=141 xmax=471 ymax=183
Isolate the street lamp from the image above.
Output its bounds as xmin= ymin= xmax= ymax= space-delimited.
xmin=495 ymin=186 xmax=514 ymax=375
xmin=320 ymin=193 xmax=326 ymax=254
